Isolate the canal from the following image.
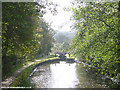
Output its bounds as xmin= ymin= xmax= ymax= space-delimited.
xmin=30 ymin=60 xmax=107 ymax=88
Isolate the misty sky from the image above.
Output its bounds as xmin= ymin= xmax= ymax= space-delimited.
xmin=43 ymin=0 xmax=74 ymax=32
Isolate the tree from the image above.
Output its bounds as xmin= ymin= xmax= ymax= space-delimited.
xmin=35 ymin=19 xmax=55 ymax=56
xmin=2 ymin=2 xmax=55 ymax=80
xmin=54 ymin=32 xmax=70 ymax=43
xmin=70 ymin=1 xmax=120 ymax=85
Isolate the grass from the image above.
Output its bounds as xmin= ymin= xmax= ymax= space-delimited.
xmin=11 ymin=64 xmax=35 ymax=88
xmin=47 ymin=54 xmax=57 ymax=58
xmin=34 ymin=56 xmax=59 ymax=65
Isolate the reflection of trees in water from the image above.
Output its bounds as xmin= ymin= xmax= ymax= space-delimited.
xmin=76 ymin=64 xmax=107 ymax=88
xmin=31 ymin=61 xmax=108 ymax=88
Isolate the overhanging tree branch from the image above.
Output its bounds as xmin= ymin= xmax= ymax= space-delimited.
xmin=98 ymin=19 xmax=114 ymax=31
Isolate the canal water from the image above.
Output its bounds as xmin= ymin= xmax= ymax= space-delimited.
xmin=30 ymin=61 xmax=107 ymax=88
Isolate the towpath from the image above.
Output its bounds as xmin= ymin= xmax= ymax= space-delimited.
xmin=1 ymin=55 xmax=49 ymax=87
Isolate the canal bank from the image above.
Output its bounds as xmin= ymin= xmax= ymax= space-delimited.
xmin=8 ymin=55 xmax=74 ymax=88
xmin=10 ymin=55 xmax=59 ymax=87
xmin=5 ymin=54 xmax=119 ymax=88
xmin=29 ymin=56 xmax=119 ymax=88
xmin=1 ymin=55 xmax=58 ymax=88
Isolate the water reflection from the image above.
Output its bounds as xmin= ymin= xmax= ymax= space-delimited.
xmin=31 ymin=61 xmax=107 ymax=88
xmin=76 ymin=64 xmax=106 ymax=88
xmin=49 ymin=61 xmax=79 ymax=88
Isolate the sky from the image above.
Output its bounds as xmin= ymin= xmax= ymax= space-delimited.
xmin=43 ymin=0 xmax=74 ymax=32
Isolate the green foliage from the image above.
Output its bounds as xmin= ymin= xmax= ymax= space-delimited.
xmin=70 ymin=1 xmax=120 ymax=84
xmin=52 ymin=32 xmax=73 ymax=53
xmin=52 ymin=42 xmax=69 ymax=53
xmin=35 ymin=19 xmax=54 ymax=56
xmin=2 ymin=2 xmax=55 ymax=80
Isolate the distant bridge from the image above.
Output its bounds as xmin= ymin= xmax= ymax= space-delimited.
xmin=54 ymin=52 xmax=71 ymax=59
xmin=55 ymin=52 xmax=66 ymax=56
